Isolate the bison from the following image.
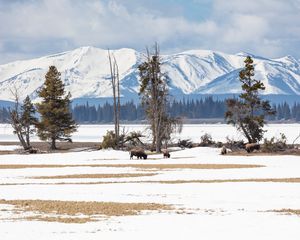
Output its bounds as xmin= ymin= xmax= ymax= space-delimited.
xmin=162 ymin=149 xmax=170 ymax=158
xmin=245 ymin=143 xmax=260 ymax=153
xmin=130 ymin=148 xmax=148 ymax=160
xmin=221 ymin=146 xmax=227 ymax=155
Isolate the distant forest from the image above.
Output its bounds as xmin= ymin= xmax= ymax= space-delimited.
xmin=71 ymin=98 xmax=300 ymax=123
xmin=1 ymin=97 xmax=300 ymax=123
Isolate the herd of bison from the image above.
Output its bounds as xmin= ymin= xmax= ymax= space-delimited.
xmin=129 ymin=143 xmax=260 ymax=160
xmin=129 ymin=148 xmax=170 ymax=159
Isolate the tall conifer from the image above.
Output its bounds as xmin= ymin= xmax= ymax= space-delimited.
xmin=225 ymin=56 xmax=275 ymax=143
xmin=36 ymin=66 xmax=77 ymax=150
xmin=21 ymin=95 xmax=37 ymax=147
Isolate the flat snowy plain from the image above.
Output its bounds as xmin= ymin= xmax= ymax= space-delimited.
xmin=0 ymin=124 xmax=300 ymax=240
xmin=1 ymin=123 xmax=300 ymax=143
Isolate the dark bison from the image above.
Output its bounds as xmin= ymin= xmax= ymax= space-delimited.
xmin=221 ymin=146 xmax=227 ymax=155
xmin=130 ymin=148 xmax=148 ymax=159
xmin=162 ymin=149 xmax=170 ymax=158
xmin=245 ymin=143 xmax=260 ymax=153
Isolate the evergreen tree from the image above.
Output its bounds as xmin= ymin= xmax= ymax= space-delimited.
xmin=277 ymin=104 xmax=283 ymax=120
xmin=225 ymin=56 xmax=275 ymax=143
xmin=282 ymin=102 xmax=291 ymax=120
xmin=36 ymin=66 xmax=77 ymax=150
xmin=21 ymin=95 xmax=37 ymax=147
xmin=138 ymin=44 xmax=169 ymax=152
xmin=0 ymin=107 xmax=10 ymax=123
xmin=67 ymin=98 xmax=300 ymax=123
xmin=268 ymin=104 xmax=276 ymax=121
xmin=296 ymin=109 xmax=300 ymax=122
xmin=10 ymin=94 xmax=37 ymax=150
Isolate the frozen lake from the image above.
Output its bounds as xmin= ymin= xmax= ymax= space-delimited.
xmin=1 ymin=123 xmax=300 ymax=144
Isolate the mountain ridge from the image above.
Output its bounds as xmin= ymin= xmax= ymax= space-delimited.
xmin=0 ymin=46 xmax=300 ymax=102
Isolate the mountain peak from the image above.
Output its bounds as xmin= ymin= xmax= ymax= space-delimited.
xmin=276 ymin=55 xmax=299 ymax=63
xmin=0 ymin=47 xmax=300 ymax=101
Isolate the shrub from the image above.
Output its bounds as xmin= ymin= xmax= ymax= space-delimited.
xmin=178 ymin=139 xmax=193 ymax=149
xmin=262 ymin=133 xmax=287 ymax=152
xmin=224 ymin=137 xmax=245 ymax=151
xmin=124 ymin=131 xmax=144 ymax=147
xmin=100 ymin=131 xmax=117 ymax=149
xmin=199 ymin=133 xmax=214 ymax=146
xmin=214 ymin=141 xmax=223 ymax=148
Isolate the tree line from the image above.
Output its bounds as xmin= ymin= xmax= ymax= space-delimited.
xmin=0 ymin=107 xmax=10 ymax=122
xmin=70 ymin=99 xmax=300 ymax=123
xmin=2 ymin=98 xmax=300 ymax=124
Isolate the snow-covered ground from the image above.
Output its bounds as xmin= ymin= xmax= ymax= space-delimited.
xmin=0 ymin=145 xmax=21 ymax=151
xmin=1 ymin=123 xmax=300 ymax=143
xmin=0 ymin=145 xmax=300 ymax=239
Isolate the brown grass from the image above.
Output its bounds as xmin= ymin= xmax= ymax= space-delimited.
xmin=227 ymin=148 xmax=300 ymax=156
xmin=134 ymin=163 xmax=263 ymax=170
xmin=31 ymin=173 xmax=157 ymax=179
xmin=138 ymin=178 xmax=300 ymax=184
xmin=100 ymin=163 xmax=264 ymax=170
xmin=0 ymin=141 xmax=99 ymax=153
xmin=0 ymin=163 xmax=264 ymax=170
xmin=2 ymin=177 xmax=299 ymax=186
xmin=0 ymin=199 xmax=172 ymax=218
xmin=25 ymin=216 xmax=95 ymax=223
xmin=0 ymin=150 xmax=15 ymax=155
xmin=271 ymin=209 xmax=300 ymax=216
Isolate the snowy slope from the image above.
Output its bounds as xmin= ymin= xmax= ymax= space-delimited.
xmin=1 ymin=46 xmax=300 ymax=101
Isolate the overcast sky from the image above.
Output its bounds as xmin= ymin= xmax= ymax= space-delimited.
xmin=0 ymin=0 xmax=300 ymax=64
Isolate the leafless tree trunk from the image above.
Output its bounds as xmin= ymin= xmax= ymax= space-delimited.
xmin=108 ymin=49 xmax=120 ymax=149
xmin=114 ymin=55 xmax=121 ymax=144
xmin=292 ymin=133 xmax=300 ymax=145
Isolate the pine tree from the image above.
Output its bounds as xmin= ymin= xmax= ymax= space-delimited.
xmin=282 ymin=102 xmax=291 ymax=120
xmin=21 ymin=95 xmax=37 ymax=147
xmin=10 ymin=93 xmax=37 ymax=150
xmin=36 ymin=66 xmax=77 ymax=150
xmin=296 ymin=108 xmax=300 ymax=122
xmin=138 ymin=44 xmax=168 ymax=152
xmin=138 ymin=43 xmax=181 ymax=152
xmin=225 ymin=56 xmax=275 ymax=143
xmin=277 ymin=104 xmax=283 ymax=120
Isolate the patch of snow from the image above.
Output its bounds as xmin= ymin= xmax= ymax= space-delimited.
xmin=0 ymin=145 xmax=21 ymax=151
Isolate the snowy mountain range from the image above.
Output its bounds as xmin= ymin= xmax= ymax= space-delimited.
xmin=0 ymin=46 xmax=300 ymax=103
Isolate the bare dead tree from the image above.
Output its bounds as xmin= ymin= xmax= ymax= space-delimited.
xmin=292 ymin=133 xmax=300 ymax=145
xmin=114 ymin=54 xmax=121 ymax=144
xmin=108 ymin=49 xmax=120 ymax=149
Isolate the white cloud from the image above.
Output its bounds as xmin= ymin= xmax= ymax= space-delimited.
xmin=222 ymin=14 xmax=269 ymax=43
xmin=210 ymin=0 xmax=300 ymax=57
xmin=0 ymin=0 xmax=299 ymax=63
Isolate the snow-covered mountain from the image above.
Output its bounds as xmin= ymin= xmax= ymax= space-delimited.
xmin=1 ymin=46 xmax=300 ymax=102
